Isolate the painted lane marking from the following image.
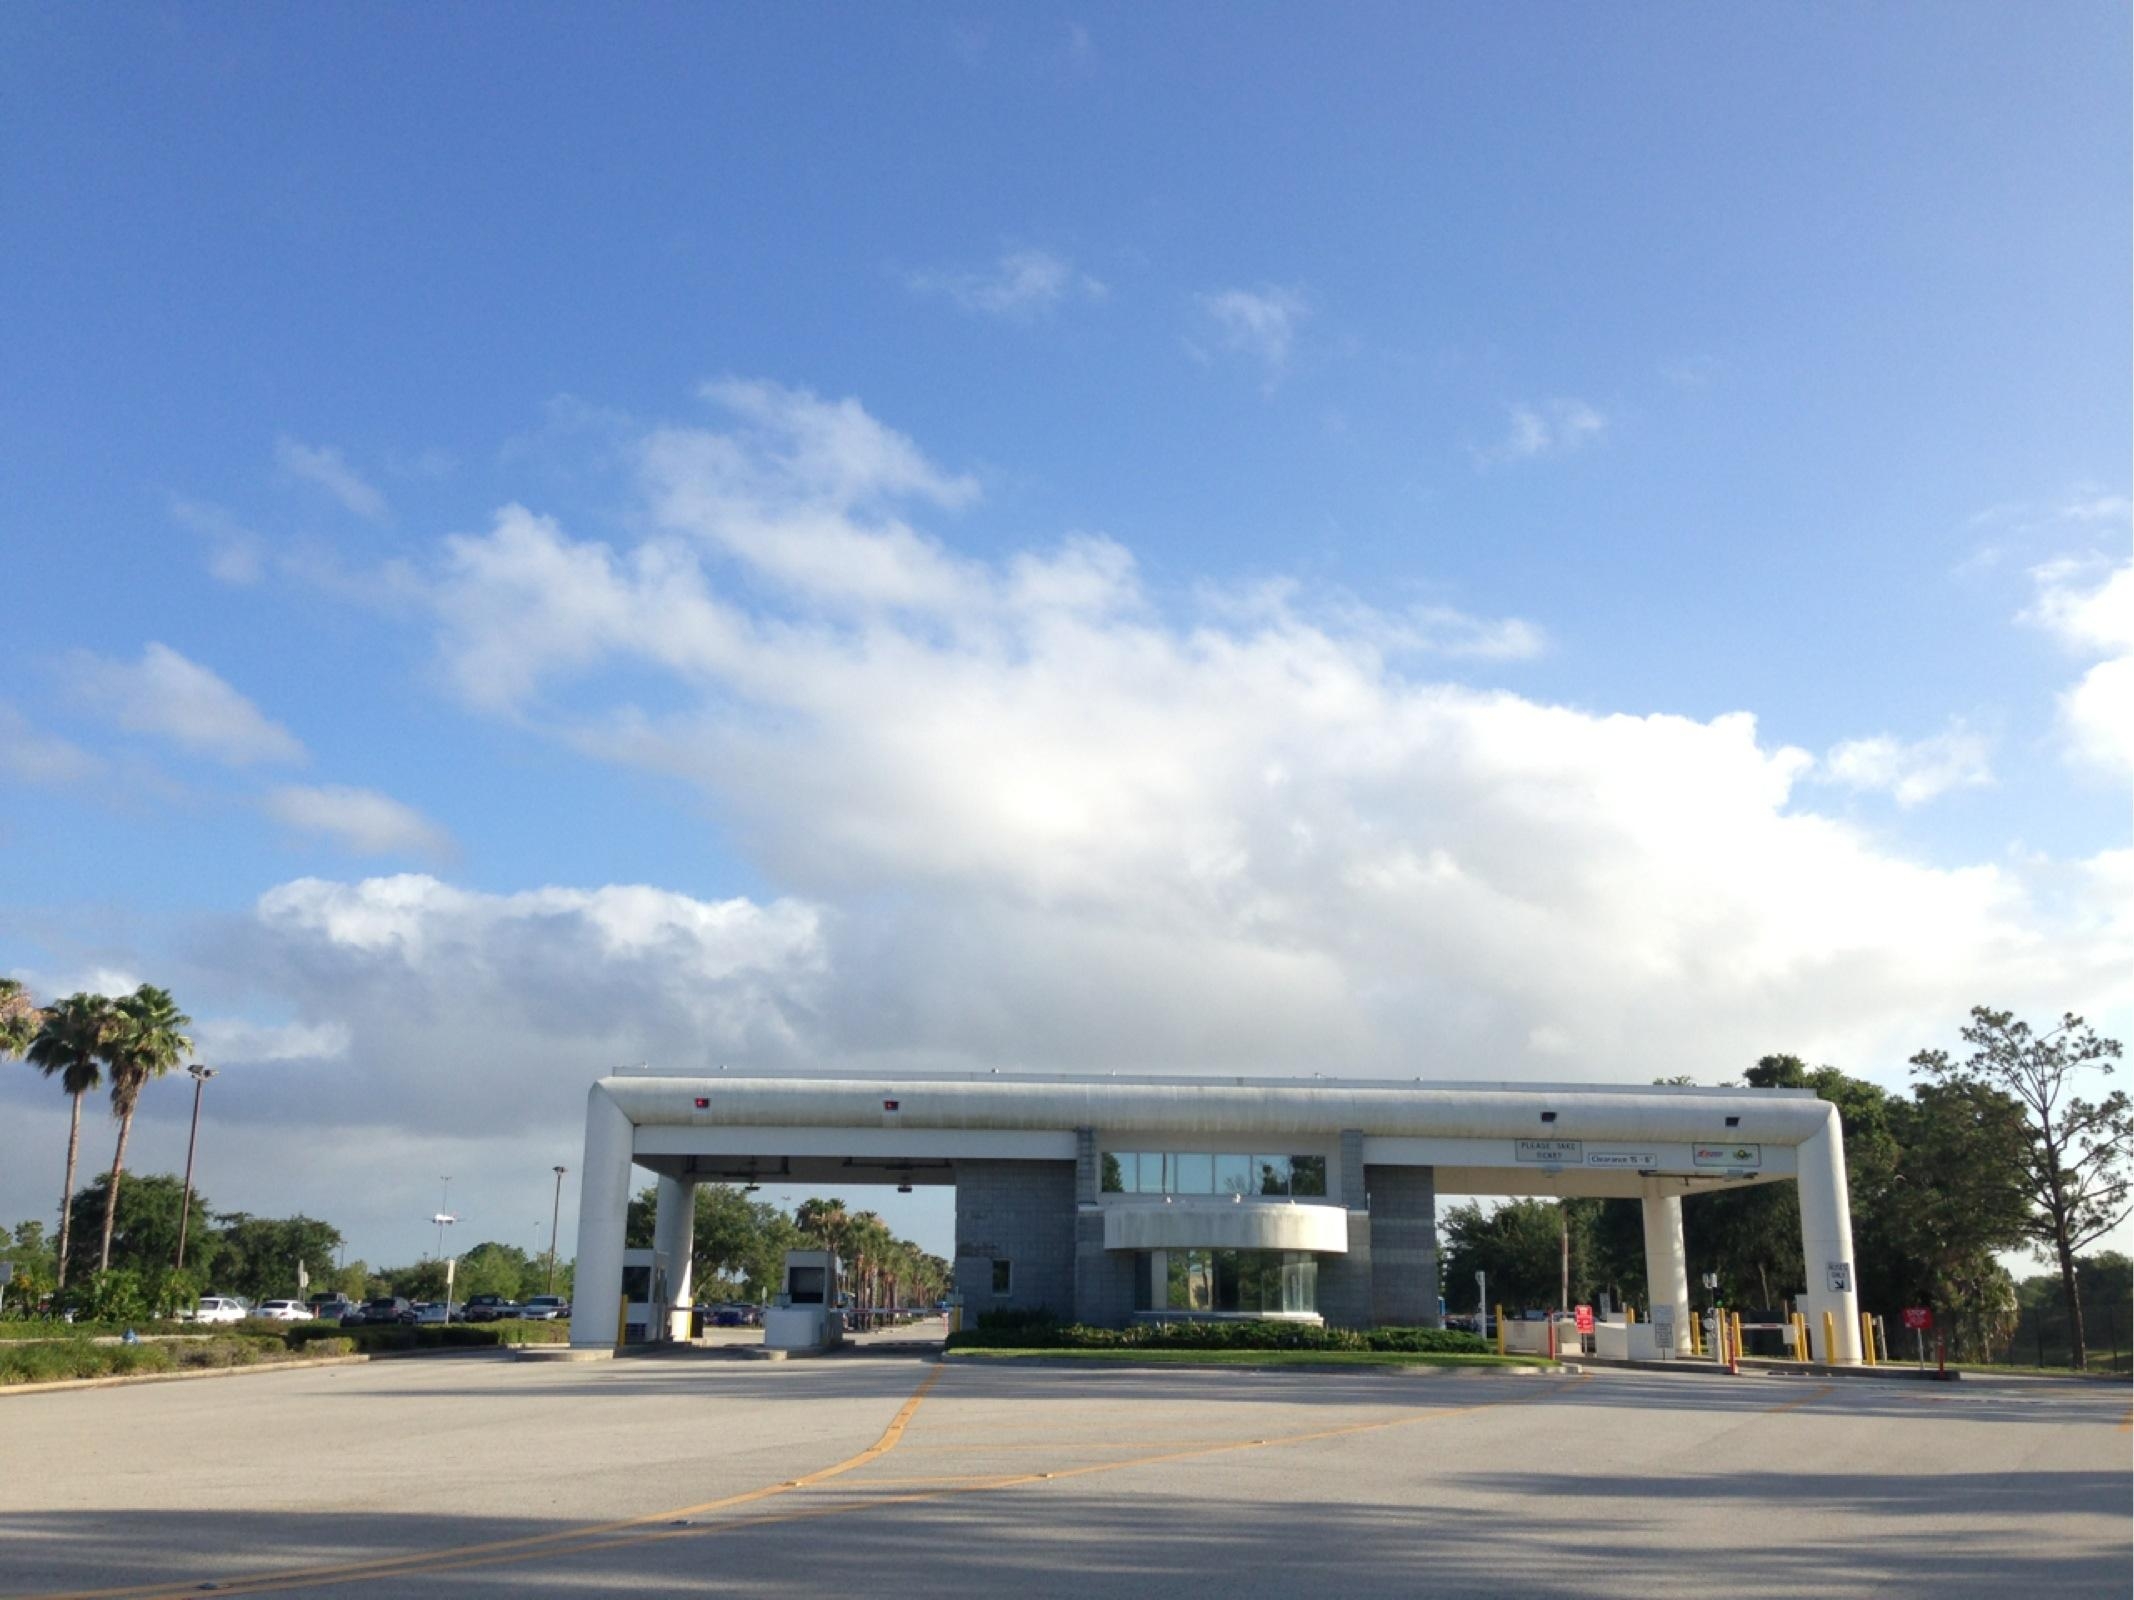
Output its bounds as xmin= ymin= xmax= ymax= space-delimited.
xmin=16 ymin=1364 xmax=947 ymax=1600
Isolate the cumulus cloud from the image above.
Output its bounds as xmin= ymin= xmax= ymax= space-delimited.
xmin=1195 ymin=285 xmax=1311 ymax=386
xmin=2022 ymin=555 xmax=2133 ymax=776
xmin=1817 ymin=722 xmax=1994 ymax=807
xmin=262 ymin=785 xmax=453 ymax=859
xmin=1473 ymin=399 xmax=1608 ymax=466
xmin=64 ymin=643 xmax=305 ymax=766
xmin=192 ymin=1015 xmax=352 ymax=1064
xmin=276 ymin=437 xmax=388 ymax=520
xmin=8 ymin=385 xmax=2122 ymax=1263
xmin=168 ymin=495 xmax=266 ymax=585
xmin=906 ymin=249 xmax=1105 ymax=319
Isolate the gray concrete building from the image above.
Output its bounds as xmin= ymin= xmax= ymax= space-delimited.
xmin=569 ymin=1068 xmax=1865 ymax=1360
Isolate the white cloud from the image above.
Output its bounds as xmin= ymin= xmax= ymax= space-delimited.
xmin=276 ymin=437 xmax=388 ymax=520
xmin=263 ymin=785 xmax=453 ymax=859
xmin=1473 ymin=399 xmax=1608 ymax=466
xmin=381 ymin=389 xmax=2128 ymax=1106
xmin=65 ymin=643 xmax=306 ymax=766
xmin=906 ymin=249 xmax=1105 ymax=319
xmin=192 ymin=1015 xmax=352 ymax=1064
xmin=1818 ymin=723 xmax=1994 ymax=807
xmin=0 ymin=703 xmax=102 ymax=786
xmin=168 ymin=495 xmax=266 ymax=585
xmin=2021 ymin=556 xmax=2134 ymax=777
xmin=1195 ymin=285 xmax=1311 ymax=386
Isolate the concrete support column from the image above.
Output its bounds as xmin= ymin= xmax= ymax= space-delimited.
xmin=1797 ymin=1103 xmax=1862 ymax=1363
xmin=652 ymin=1175 xmax=696 ymax=1341
xmin=1639 ymin=1178 xmax=1692 ymax=1356
xmin=568 ymin=1084 xmax=634 ymax=1349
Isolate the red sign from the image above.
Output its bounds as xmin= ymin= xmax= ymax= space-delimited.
xmin=1574 ymin=1304 xmax=1594 ymax=1334
xmin=1902 ymin=1307 xmax=1933 ymax=1331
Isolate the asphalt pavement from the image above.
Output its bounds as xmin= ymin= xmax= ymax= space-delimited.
xmin=0 ymin=1350 xmax=2126 ymax=1599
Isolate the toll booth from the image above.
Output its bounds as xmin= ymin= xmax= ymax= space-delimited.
xmin=620 ymin=1247 xmax=655 ymax=1343
xmin=764 ymin=1249 xmax=845 ymax=1353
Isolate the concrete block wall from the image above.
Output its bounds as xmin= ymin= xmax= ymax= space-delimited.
xmin=1073 ymin=1210 xmax=1139 ymax=1327
xmin=953 ymin=1159 xmax=1078 ymax=1321
xmin=1366 ymin=1163 xmax=1439 ymax=1326
xmin=1315 ymin=1211 xmax=1374 ymax=1328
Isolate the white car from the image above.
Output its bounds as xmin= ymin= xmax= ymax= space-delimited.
xmin=192 ymin=1296 xmax=249 ymax=1324
xmin=517 ymin=1295 xmax=570 ymax=1321
xmin=414 ymin=1302 xmax=463 ymax=1325
xmin=253 ymin=1300 xmax=311 ymax=1322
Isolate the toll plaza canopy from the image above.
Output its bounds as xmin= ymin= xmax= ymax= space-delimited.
xmin=569 ymin=1067 xmax=1864 ymax=1361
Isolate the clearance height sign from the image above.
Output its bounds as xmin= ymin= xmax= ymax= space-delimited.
xmin=1511 ymin=1140 xmax=1764 ymax=1172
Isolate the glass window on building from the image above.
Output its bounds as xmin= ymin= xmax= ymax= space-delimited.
xmin=1160 ymin=1249 xmax=1319 ymax=1315
xmin=1137 ymin=1151 xmax=1167 ymax=1194
xmin=1101 ymin=1152 xmax=1126 ymax=1193
xmin=1289 ymin=1154 xmax=1328 ymax=1197
xmin=1255 ymin=1155 xmax=1291 ymax=1196
xmin=1214 ymin=1153 xmax=1253 ymax=1196
xmin=1172 ymin=1152 xmax=1215 ymax=1194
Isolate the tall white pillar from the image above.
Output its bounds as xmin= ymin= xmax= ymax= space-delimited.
xmin=1640 ymin=1178 xmax=1692 ymax=1356
xmin=568 ymin=1083 xmax=634 ymax=1349
xmin=1796 ymin=1102 xmax=1863 ymax=1363
xmin=651 ymin=1175 xmax=697 ymax=1342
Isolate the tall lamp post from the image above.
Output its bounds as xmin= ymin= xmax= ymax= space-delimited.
xmin=174 ymin=1065 xmax=217 ymax=1270
xmin=546 ymin=1165 xmax=567 ymax=1295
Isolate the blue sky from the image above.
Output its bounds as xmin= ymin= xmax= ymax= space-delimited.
xmin=2 ymin=6 xmax=2127 ymax=1267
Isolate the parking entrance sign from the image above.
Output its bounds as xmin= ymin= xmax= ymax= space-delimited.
xmin=1902 ymin=1307 xmax=1933 ymax=1331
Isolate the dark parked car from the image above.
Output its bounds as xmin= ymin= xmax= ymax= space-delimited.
xmin=308 ymin=1296 xmax=358 ymax=1323
xmin=344 ymin=1297 xmax=416 ymax=1326
xmin=463 ymin=1295 xmax=521 ymax=1323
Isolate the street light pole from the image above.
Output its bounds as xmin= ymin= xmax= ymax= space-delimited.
xmin=547 ymin=1165 xmax=567 ymax=1295
xmin=174 ymin=1065 xmax=217 ymax=1271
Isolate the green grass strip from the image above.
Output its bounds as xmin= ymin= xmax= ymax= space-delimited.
xmin=944 ymin=1347 xmax=1553 ymax=1369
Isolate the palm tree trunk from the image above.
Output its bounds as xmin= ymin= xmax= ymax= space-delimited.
xmin=98 ymin=1109 xmax=135 ymax=1274
xmin=55 ymin=1092 xmax=83 ymax=1289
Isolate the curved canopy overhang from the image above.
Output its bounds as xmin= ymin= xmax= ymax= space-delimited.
xmin=1102 ymin=1201 xmax=1352 ymax=1253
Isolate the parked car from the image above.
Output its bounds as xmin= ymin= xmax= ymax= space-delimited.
xmin=711 ymin=1305 xmax=746 ymax=1328
xmin=462 ymin=1294 xmax=521 ymax=1323
xmin=517 ymin=1295 xmax=570 ymax=1321
xmin=414 ymin=1301 xmax=463 ymax=1325
xmin=254 ymin=1300 xmax=312 ymax=1322
xmin=191 ymin=1296 xmax=249 ymax=1324
xmin=344 ymin=1297 xmax=416 ymax=1326
xmin=307 ymin=1296 xmax=358 ymax=1322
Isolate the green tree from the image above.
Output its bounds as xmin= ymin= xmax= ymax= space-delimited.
xmin=65 ymin=1172 xmax=216 ymax=1284
xmin=1440 ymin=1198 xmax=1602 ymax=1313
xmin=96 ymin=985 xmax=194 ymax=1273
xmin=1912 ymin=1009 xmax=2130 ymax=1370
xmin=211 ymin=1213 xmax=344 ymax=1303
xmin=453 ymin=1241 xmax=532 ymax=1302
xmin=0 ymin=979 xmax=39 ymax=1056
xmin=1 ymin=1219 xmax=59 ymax=1308
xmin=25 ymin=992 xmax=119 ymax=1288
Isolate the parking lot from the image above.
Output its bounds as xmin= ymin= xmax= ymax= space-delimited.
xmin=0 ymin=1354 xmax=2126 ymax=1599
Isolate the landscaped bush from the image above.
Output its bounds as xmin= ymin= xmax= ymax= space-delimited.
xmin=285 ymin=1319 xmax=568 ymax=1353
xmin=946 ymin=1318 xmax=1493 ymax=1355
xmin=0 ymin=1320 xmax=197 ymax=1341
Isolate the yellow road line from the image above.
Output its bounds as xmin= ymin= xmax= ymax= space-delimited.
xmin=1761 ymin=1383 xmax=1835 ymax=1416
xmin=23 ymin=1370 xmax=1578 ymax=1600
xmin=16 ymin=1363 xmax=947 ymax=1600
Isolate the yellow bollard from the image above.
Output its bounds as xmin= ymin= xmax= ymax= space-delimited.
xmin=1691 ymin=1313 xmax=1703 ymax=1356
xmin=1730 ymin=1311 xmax=1744 ymax=1361
xmin=616 ymin=1292 xmax=629 ymax=1354
xmin=1794 ymin=1312 xmax=1808 ymax=1360
xmin=1820 ymin=1309 xmax=1836 ymax=1364
xmin=1626 ymin=1305 xmax=1636 ymax=1325
xmin=1494 ymin=1304 xmax=1505 ymax=1357
xmin=1859 ymin=1311 xmax=1877 ymax=1366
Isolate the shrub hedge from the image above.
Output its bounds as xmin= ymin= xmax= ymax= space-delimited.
xmin=285 ymin=1320 xmax=569 ymax=1353
xmin=0 ymin=1333 xmax=356 ymax=1386
xmin=946 ymin=1313 xmax=1492 ymax=1355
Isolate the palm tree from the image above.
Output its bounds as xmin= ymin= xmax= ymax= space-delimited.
xmin=96 ymin=985 xmax=194 ymax=1274
xmin=25 ymin=992 xmax=116 ymax=1289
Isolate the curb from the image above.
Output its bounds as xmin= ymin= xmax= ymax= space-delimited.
xmin=0 ymin=1343 xmax=539 ymax=1397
